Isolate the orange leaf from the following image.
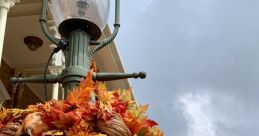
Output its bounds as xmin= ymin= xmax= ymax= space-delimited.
xmin=79 ymin=70 xmax=95 ymax=89
xmin=52 ymin=112 xmax=76 ymax=129
xmin=67 ymin=70 xmax=95 ymax=106
xmin=123 ymin=103 xmax=159 ymax=135
xmin=91 ymin=61 xmax=98 ymax=72
xmin=0 ymin=121 xmax=4 ymax=128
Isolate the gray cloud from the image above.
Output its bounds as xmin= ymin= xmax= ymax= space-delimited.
xmin=113 ymin=0 xmax=259 ymax=135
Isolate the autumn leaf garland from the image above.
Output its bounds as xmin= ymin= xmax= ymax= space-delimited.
xmin=0 ymin=70 xmax=163 ymax=136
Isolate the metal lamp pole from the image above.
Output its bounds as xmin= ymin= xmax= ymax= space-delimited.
xmin=10 ymin=0 xmax=146 ymax=99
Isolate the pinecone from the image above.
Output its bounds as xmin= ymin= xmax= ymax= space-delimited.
xmin=97 ymin=114 xmax=131 ymax=136
xmin=0 ymin=122 xmax=23 ymax=136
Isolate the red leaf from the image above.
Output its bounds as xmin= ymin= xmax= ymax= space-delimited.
xmin=146 ymin=119 xmax=158 ymax=127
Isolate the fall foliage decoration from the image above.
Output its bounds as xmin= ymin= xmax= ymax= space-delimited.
xmin=0 ymin=70 xmax=163 ymax=136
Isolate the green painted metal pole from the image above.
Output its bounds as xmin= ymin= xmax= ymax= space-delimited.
xmin=61 ymin=30 xmax=91 ymax=97
xmin=40 ymin=0 xmax=60 ymax=45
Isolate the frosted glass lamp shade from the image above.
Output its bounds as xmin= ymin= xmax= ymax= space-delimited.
xmin=50 ymin=0 xmax=110 ymax=39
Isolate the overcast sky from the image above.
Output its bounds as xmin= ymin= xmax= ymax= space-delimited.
xmin=110 ymin=0 xmax=259 ymax=135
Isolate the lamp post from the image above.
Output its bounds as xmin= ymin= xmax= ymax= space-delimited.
xmin=10 ymin=0 xmax=146 ymax=100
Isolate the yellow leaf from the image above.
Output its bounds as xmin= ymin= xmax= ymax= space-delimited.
xmin=79 ymin=120 xmax=89 ymax=128
xmin=149 ymin=127 xmax=164 ymax=136
xmin=117 ymin=89 xmax=133 ymax=102
xmin=0 ymin=108 xmax=8 ymax=121
xmin=96 ymin=83 xmax=113 ymax=105
xmin=127 ymin=103 xmax=149 ymax=121
xmin=42 ymin=130 xmax=64 ymax=136
xmin=97 ymin=133 xmax=107 ymax=136
xmin=97 ymin=82 xmax=106 ymax=91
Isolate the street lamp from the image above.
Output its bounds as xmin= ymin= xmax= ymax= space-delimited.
xmin=51 ymin=0 xmax=110 ymax=40
xmin=10 ymin=0 xmax=146 ymax=100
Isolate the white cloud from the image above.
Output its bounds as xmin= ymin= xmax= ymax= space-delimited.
xmin=178 ymin=92 xmax=215 ymax=136
xmin=177 ymin=90 xmax=253 ymax=136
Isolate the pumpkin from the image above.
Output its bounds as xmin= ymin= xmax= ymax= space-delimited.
xmin=24 ymin=112 xmax=49 ymax=136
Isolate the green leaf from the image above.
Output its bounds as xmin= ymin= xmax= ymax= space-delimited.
xmin=137 ymin=128 xmax=146 ymax=136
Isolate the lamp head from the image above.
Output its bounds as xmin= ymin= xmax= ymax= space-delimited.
xmin=51 ymin=0 xmax=110 ymax=40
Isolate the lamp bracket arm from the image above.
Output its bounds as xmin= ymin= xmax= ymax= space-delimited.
xmin=90 ymin=0 xmax=121 ymax=47
xmin=10 ymin=71 xmax=146 ymax=84
xmin=88 ymin=0 xmax=120 ymax=68
xmin=10 ymin=74 xmax=61 ymax=84
xmin=89 ymin=25 xmax=119 ymax=56
xmin=93 ymin=71 xmax=146 ymax=81
xmin=40 ymin=0 xmax=64 ymax=46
